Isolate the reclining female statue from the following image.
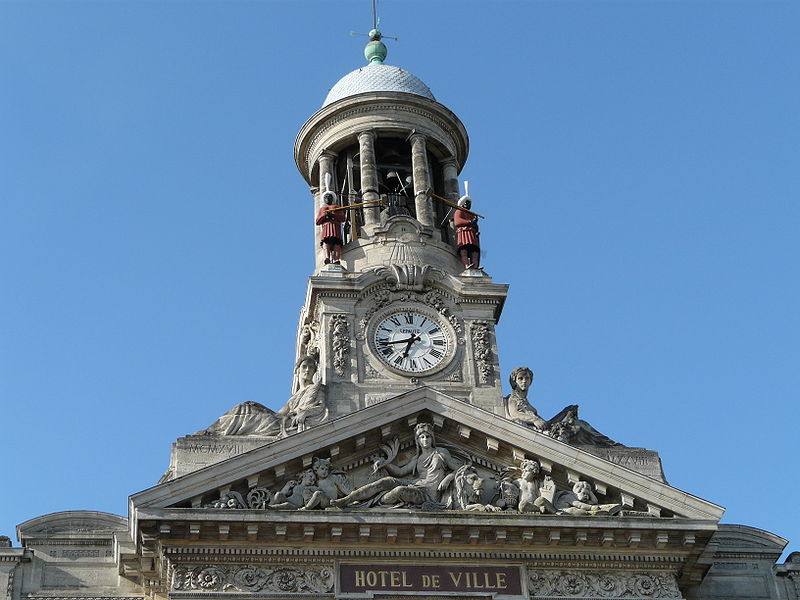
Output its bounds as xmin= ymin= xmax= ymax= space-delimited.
xmin=331 ymin=422 xmax=461 ymax=508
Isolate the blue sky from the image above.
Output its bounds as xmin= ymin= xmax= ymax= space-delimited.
xmin=1 ymin=1 xmax=798 ymax=558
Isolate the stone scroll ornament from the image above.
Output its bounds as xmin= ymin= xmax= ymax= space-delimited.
xmin=504 ymin=366 xmax=621 ymax=447
xmin=196 ymin=356 xmax=329 ymax=439
xmin=526 ymin=570 xmax=680 ymax=598
xmin=171 ymin=564 xmax=335 ymax=593
xmin=330 ymin=314 xmax=350 ymax=378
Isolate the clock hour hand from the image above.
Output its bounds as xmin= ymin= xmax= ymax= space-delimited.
xmin=401 ymin=335 xmax=421 ymax=359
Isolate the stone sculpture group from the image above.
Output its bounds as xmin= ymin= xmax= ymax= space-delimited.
xmin=504 ymin=367 xmax=621 ymax=447
xmin=205 ymin=420 xmax=624 ymax=517
xmin=198 ymin=355 xmax=329 ymax=439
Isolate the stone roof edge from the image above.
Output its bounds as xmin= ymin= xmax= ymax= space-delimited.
xmin=129 ymin=388 xmax=725 ymax=525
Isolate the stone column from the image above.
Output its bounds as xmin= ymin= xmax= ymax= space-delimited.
xmin=441 ymin=157 xmax=460 ymax=201
xmin=410 ymin=132 xmax=433 ymax=227
xmin=440 ymin=157 xmax=460 ymax=245
xmin=315 ymin=151 xmax=336 ymax=266
xmin=358 ymin=130 xmax=380 ymax=227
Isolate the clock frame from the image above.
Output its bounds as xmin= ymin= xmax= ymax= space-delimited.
xmin=367 ymin=305 xmax=456 ymax=377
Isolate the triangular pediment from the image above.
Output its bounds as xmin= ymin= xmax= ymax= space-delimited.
xmin=131 ymin=388 xmax=723 ymax=524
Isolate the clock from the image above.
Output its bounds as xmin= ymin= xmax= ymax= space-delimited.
xmin=370 ymin=308 xmax=453 ymax=375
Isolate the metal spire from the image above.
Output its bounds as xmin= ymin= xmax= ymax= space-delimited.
xmin=348 ymin=0 xmax=398 ymax=65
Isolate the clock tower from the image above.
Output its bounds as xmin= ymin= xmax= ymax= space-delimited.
xmin=293 ymin=31 xmax=508 ymax=416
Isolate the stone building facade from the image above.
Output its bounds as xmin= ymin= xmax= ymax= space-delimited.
xmin=3 ymin=29 xmax=798 ymax=600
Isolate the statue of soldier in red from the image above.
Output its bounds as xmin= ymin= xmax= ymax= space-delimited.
xmin=316 ymin=188 xmax=347 ymax=265
xmin=454 ymin=193 xmax=481 ymax=270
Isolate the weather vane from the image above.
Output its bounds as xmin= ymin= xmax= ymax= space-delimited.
xmin=349 ymin=0 xmax=399 ymax=45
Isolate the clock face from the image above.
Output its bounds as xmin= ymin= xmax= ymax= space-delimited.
xmin=372 ymin=310 xmax=451 ymax=374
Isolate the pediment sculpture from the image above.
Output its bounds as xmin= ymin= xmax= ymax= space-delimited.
xmin=197 ymin=420 xmax=634 ymax=517
xmin=505 ymin=366 xmax=620 ymax=447
xmin=198 ymin=355 xmax=329 ymax=439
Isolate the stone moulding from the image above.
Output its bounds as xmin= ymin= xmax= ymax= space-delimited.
xmin=294 ymin=95 xmax=469 ymax=181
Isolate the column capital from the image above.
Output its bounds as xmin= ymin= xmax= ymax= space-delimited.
xmin=357 ymin=129 xmax=376 ymax=142
xmin=408 ymin=131 xmax=427 ymax=145
xmin=440 ymin=156 xmax=459 ymax=169
xmin=319 ymin=150 xmax=337 ymax=163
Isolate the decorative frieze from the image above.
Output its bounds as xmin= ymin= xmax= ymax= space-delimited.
xmin=171 ymin=564 xmax=334 ymax=593
xmin=526 ymin=570 xmax=681 ymax=598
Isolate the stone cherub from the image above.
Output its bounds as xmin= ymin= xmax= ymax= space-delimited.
xmin=264 ymin=457 xmax=350 ymax=511
xmin=517 ymin=459 xmax=557 ymax=514
xmin=268 ymin=469 xmax=319 ymax=510
xmin=331 ymin=422 xmax=462 ymax=509
xmin=554 ymin=481 xmax=622 ymax=516
xmin=302 ymin=457 xmax=351 ymax=509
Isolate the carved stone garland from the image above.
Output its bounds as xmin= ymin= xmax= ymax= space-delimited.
xmin=527 ymin=570 xmax=681 ymax=598
xmin=358 ymin=286 xmax=464 ymax=340
xmin=470 ymin=321 xmax=494 ymax=385
xmin=171 ymin=564 xmax=335 ymax=594
xmin=330 ymin=314 xmax=350 ymax=378
xmin=358 ymin=288 xmax=393 ymax=336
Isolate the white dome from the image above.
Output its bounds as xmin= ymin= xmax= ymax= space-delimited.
xmin=323 ymin=63 xmax=435 ymax=107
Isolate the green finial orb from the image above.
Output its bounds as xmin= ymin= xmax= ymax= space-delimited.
xmin=364 ymin=30 xmax=387 ymax=65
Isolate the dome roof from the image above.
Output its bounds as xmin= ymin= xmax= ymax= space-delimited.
xmin=323 ymin=63 xmax=436 ymax=107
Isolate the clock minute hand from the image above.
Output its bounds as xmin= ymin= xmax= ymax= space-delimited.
xmin=382 ymin=336 xmax=417 ymax=345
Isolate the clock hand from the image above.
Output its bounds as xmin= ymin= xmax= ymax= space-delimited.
xmin=381 ymin=336 xmax=417 ymax=345
xmin=401 ymin=335 xmax=421 ymax=359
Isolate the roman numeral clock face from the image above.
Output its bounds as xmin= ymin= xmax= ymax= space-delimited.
xmin=372 ymin=311 xmax=452 ymax=375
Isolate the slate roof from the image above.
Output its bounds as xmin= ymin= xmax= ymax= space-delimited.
xmin=323 ymin=63 xmax=436 ymax=106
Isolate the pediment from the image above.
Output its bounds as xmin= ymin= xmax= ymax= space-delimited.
xmin=17 ymin=510 xmax=127 ymax=543
xmin=131 ymin=388 xmax=723 ymax=524
xmin=131 ymin=387 xmax=724 ymax=521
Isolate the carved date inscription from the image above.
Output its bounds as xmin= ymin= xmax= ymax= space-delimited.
xmin=339 ymin=564 xmax=522 ymax=596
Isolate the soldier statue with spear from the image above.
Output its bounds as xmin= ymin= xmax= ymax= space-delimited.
xmin=428 ymin=182 xmax=484 ymax=270
xmin=315 ymin=173 xmax=348 ymax=265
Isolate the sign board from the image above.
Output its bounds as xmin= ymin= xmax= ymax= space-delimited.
xmin=338 ymin=563 xmax=524 ymax=597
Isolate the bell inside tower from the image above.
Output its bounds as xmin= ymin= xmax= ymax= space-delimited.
xmin=330 ymin=135 xmax=455 ymax=246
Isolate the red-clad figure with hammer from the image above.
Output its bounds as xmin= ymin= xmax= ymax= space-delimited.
xmin=453 ymin=182 xmax=481 ymax=270
xmin=315 ymin=173 xmax=347 ymax=265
